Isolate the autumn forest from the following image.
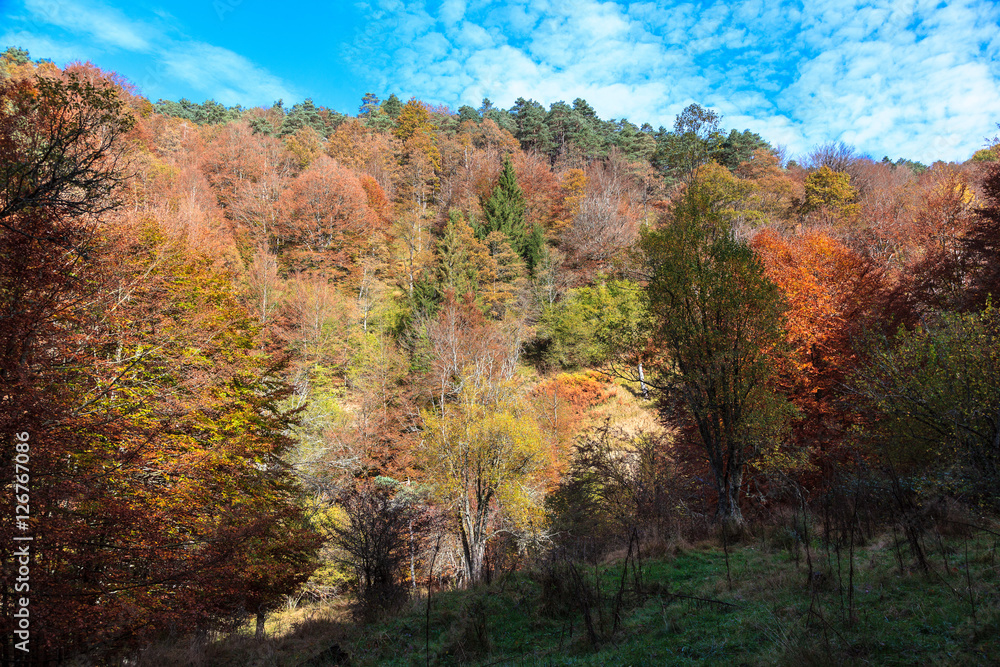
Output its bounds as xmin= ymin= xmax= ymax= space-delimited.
xmin=3 ymin=45 xmax=1000 ymax=664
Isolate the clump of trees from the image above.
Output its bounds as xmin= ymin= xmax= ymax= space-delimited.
xmin=0 ymin=58 xmax=319 ymax=661
xmin=5 ymin=43 xmax=1000 ymax=660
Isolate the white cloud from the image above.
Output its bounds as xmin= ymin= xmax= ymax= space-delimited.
xmin=439 ymin=0 xmax=466 ymax=25
xmin=352 ymin=0 xmax=1000 ymax=163
xmin=7 ymin=0 xmax=298 ymax=107
xmin=25 ymin=0 xmax=154 ymax=52
xmin=0 ymin=30 xmax=89 ymax=64
xmin=159 ymin=43 xmax=296 ymax=106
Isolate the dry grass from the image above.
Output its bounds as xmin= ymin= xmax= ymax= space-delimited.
xmin=131 ymin=603 xmax=350 ymax=667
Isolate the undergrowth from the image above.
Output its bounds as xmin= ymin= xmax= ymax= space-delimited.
xmin=134 ymin=522 xmax=1000 ymax=666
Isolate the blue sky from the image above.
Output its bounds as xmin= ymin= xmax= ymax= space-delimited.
xmin=3 ymin=0 xmax=1000 ymax=163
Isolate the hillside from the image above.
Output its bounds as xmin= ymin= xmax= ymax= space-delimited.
xmin=2 ymin=45 xmax=1000 ymax=664
xmin=138 ymin=522 xmax=1000 ymax=666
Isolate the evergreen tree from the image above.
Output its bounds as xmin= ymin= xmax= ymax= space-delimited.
xmin=359 ymin=92 xmax=381 ymax=118
xmin=1 ymin=46 xmax=30 ymax=66
xmin=714 ymin=129 xmax=771 ymax=171
xmin=457 ymin=105 xmax=480 ymax=124
xmin=512 ymin=97 xmax=554 ymax=155
xmin=382 ymin=93 xmax=403 ymax=120
xmin=279 ymin=98 xmax=325 ymax=137
xmin=479 ymin=97 xmax=515 ymax=133
xmin=478 ymin=156 xmax=544 ymax=272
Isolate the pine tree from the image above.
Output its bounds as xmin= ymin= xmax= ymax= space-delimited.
xmin=382 ymin=93 xmax=403 ymax=120
xmin=478 ymin=156 xmax=544 ymax=273
xmin=279 ymin=98 xmax=325 ymax=137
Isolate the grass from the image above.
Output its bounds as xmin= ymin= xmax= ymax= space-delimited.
xmin=132 ymin=525 xmax=1000 ymax=666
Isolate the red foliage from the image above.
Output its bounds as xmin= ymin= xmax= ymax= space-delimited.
xmin=753 ymin=229 xmax=908 ymax=485
xmin=275 ymin=156 xmax=382 ymax=276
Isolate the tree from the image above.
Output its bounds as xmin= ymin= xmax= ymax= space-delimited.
xmin=961 ymin=160 xmax=1000 ymax=310
xmin=854 ymin=306 xmax=1000 ymax=506
xmin=752 ymin=230 xmax=902 ymax=479
xmin=653 ymin=103 xmax=723 ymax=183
xmin=511 ymin=97 xmax=554 ymax=155
xmin=437 ymin=209 xmax=490 ymax=300
xmin=275 ymin=156 xmax=381 ymax=276
xmin=2 ymin=68 xmax=324 ymax=659
xmin=328 ymin=480 xmax=422 ymax=621
xmin=805 ymin=141 xmax=858 ymax=173
xmin=394 ymin=99 xmax=441 ymax=211
xmin=560 ymin=154 xmax=647 ymax=279
xmin=714 ymin=129 xmax=771 ymax=171
xmin=421 ymin=375 xmax=543 ymax=584
xmin=326 ymin=118 xmax=402 ymax=199
xmin=284 ymin=125 xmax=325 ymax=169
xmin=478 ymin=155 xmax=543 ymax=272
xmin=279 ymin=98 xmax=327 ymax=137
xmin=801 ymin=165 xmax=858 ymax=222
xmin=0 ymin=72 xmax=135 ymax=237
xmin=735 ymin=149 xmax=797 ymax=226
xmin=457 ymin=104 xmax=479 ymax=124
xmin=640 ymin=167 xmax=791 ymax=525
xmin=381 ymin=93 xmax=403 ymax=120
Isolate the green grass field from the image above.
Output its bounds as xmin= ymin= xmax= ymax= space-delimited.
xmin=135 ymin=522 xmax=1000 ymax=666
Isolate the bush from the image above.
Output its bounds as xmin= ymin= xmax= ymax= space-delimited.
xmin=328 ymin=480 xmax=421 ymax=622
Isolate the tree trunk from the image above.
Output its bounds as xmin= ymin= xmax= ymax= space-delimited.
xmin=459 ymin=518 xmax=486 ymax=586
xmin=714 ymin=467 xmax=744 ymax=528
xmin=255 ymin=610 xmax=267 ymax=641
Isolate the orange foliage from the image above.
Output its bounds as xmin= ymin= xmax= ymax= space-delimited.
xmin=753 ymin=229 xmax=904 ymax=478
xmin=531 ymin=371 xmax=614 ymax=487
xmin=326 ymin=118 xmax=402 ymax=199
xmin=512 ymin=150 xmax=560 ymax=230
xmin=275 ymin=156 xmax=381 ymax=277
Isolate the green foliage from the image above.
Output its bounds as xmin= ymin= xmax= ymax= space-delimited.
xmin=154 ymin=98 xmax=243 ymax=124
xmin=537 ymin=279 xmax=646 ymax=369
xmin=479 ymin=97 xmax=515 ymax=133
xmin=512 ymin=97 xmax=554 ymax=154
xmin=279 ymin=98 xmax=328 ymax=137
xmin=478 ymin=156 xmax=544 ymax=272
xmin=641 ymin=166 xmax=791 ymax=523
xmin=358 ymin=92 xmax=380 ymax=117
xmin=883 ymin=155 xmax=931 ymax=173
xmin=653 ymin=103 xmax=724 ymax=183
xmin=611 ymin=119 xmax=657 ymax=163
xmin=359 ymin=92 xmax=393 ymax=132
xmin=855 ymin=306 xmax=1000 ymax=505
xmin=381 ymin=93 xmax=403 ymax=120
xmin=457 ymin=104 xmax=480 ymax=124
xmin=331 ymin=530 xmax=1000 ymax=666
xmin=0 ymin=46 xmax=29 ymax=77
xmin=714 ymin=128 xmax=772 ymax=171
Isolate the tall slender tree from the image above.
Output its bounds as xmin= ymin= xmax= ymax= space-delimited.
xmin=478 ymin=156 xmax=544 ymax=272
xmin=640 ymin=166 xmax=791 ymax=526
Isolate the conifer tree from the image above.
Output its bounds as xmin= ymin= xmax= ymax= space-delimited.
xmin=382 ymin=93 xmax=403 ymax=120
xmin=478 ymin=156 xmax=544 ymax=273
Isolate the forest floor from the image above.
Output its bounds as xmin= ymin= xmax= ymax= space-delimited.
xmin=133 ymin=521 xmax=1000 ymax=666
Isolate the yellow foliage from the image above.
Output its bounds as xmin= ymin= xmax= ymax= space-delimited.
xmin=420 ymin=376 xmax=545 ymax=581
